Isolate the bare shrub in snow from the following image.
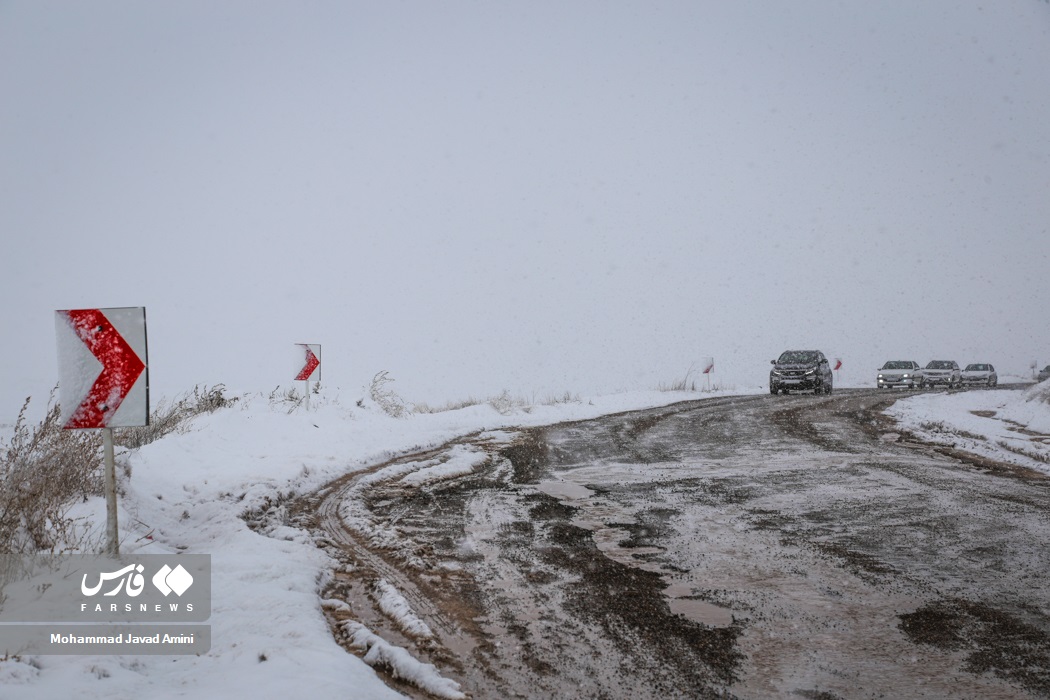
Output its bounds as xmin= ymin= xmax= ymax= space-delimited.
xmin=117 ymin=384 xmax=237 ymax=449
xmin=411 ymin=396 xmax=482 ymax=414
xmin=370 ymin=371 xmax=407 ymax=418
xmin=268 ymin=385 xmax=304 ymax=413
xmin=488 ymin=390 xmax=530 ymax=415
xmin=0 ymin=391 xmax=103 ymax=556
xmin=657 ymin=366 xmax=698 ymax=392
xmin=0 ymin=384 xmax=239 ymax=556
xmin=540 ymin=391 xmax=581 ymax=406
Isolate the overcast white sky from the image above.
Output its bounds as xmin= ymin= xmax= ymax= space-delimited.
xmin=3 ymin=1 xmax=1049 ymax=417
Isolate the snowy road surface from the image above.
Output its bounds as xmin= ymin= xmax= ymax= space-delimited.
xmin=291 ymin=389 xmax=1050 ymax=699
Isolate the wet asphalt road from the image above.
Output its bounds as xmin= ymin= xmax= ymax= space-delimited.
xmin=295 ymin=388 xmax=1050 ymax=699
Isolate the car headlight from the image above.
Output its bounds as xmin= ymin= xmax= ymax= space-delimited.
xmin=902 ymin=374 xmax=910 ymax=378
xmin=805 ymin=368 xmax=816 ymax=375
xmin=771 ymin=370 xmax=782 ymax=376
xmin=878 ymin=374 xmax=884 ymax=379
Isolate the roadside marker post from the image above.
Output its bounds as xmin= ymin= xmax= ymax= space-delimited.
xmin=102 ymin=428 xmax=117 ymax=554
xmin=834 ymin=358 xmax=843 ymax=385
xmin=55 ymin=307 xmax=149 ymax=557
xmin=295 ymin=344 xmax=321 ymax=410
xmin=701 ymin=357 xmax=714 ymax=391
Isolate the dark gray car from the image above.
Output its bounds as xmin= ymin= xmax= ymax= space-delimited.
xmin=770 ymin=350 xmax=833 ymax=395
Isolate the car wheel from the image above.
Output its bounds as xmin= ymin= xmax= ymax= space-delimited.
xmin=770 ymin=386 xmax=778 ymax=395
xmin=825 ymin=383 xmax=832 ymax=395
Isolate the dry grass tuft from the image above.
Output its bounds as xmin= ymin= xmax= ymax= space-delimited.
xmin=117 ymin=384 xmax=236 ymax=449
xmin=370 ymin=371 xmax=407 ymax=418
xmin=0 ymin=390 xmax=103 ymax=556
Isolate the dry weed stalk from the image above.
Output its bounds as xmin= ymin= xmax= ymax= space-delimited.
xmin=0 ymin=390 xmax=103 ymax=556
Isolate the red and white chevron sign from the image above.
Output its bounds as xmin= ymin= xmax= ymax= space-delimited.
xmin=55 ymin=307 xmax=149 ymax=429
xmin=295 ymin=344 xmax=321 ymax=381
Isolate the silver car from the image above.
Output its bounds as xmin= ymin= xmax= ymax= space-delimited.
xmin=923 ymin=360 xmax=962 ymax=389
xmin=877 ymin=361 xmax=924 ymax=389
xmin=961 ymin=363 xmax=997 ymax=388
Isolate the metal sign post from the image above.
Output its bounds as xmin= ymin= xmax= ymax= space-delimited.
xmin=102 ymin=428 xmax=118 ymax=556
xmin=295 ymin=344 xmax=321 ymax=410
xmin=701 ymin=357 xmax=714 ymax=391
xmin=55 ymin=307 xmax=149 ymax=558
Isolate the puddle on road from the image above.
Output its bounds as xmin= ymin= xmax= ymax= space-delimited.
xmin=662 ymin=582 xmax=735 ymax=626
xmin=667 ymin=597 xmax=735 ymax=627
xmin=535 ymin=479 xmax=735 ymax=628
xmin=536 ymin=480 xmax=594 ymax=501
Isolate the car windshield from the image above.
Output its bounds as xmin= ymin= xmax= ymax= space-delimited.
xmin=965 ymin=364 xmax=988 ymax=371
xmin=926 ymin=361 xmax=953 ymax=369
xmin=778 ymin=351 xmax=818 ymax=364
xmin=882 ymin=361 xmax=911 ymax=370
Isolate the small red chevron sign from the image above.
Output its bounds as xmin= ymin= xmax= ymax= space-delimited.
xmin=295 ymin=344 xmax=321 ymax=381
xmin=55 ymin=307 xmax=149 ymax=429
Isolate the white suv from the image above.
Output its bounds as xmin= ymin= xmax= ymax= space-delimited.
xmin=923 ymin=360 xmax=962 ymax=389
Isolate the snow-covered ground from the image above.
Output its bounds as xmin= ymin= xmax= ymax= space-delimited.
xmin=886 ymin=380 xmax=1050 ymax=476
xmin=0 ymin=386 xmax=750 ymax=699
xmin=3 ymin=380 xmax=1049 ymax=699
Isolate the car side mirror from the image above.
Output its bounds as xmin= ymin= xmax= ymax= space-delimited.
xmin=771 ymin=360 xmax=776 ymax=365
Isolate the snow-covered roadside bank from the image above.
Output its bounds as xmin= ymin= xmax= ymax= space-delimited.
xmin=885 ymin=382 xmax=1050 ymax=477
xmin=0 ymin=386 xmax=751 ymax=699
